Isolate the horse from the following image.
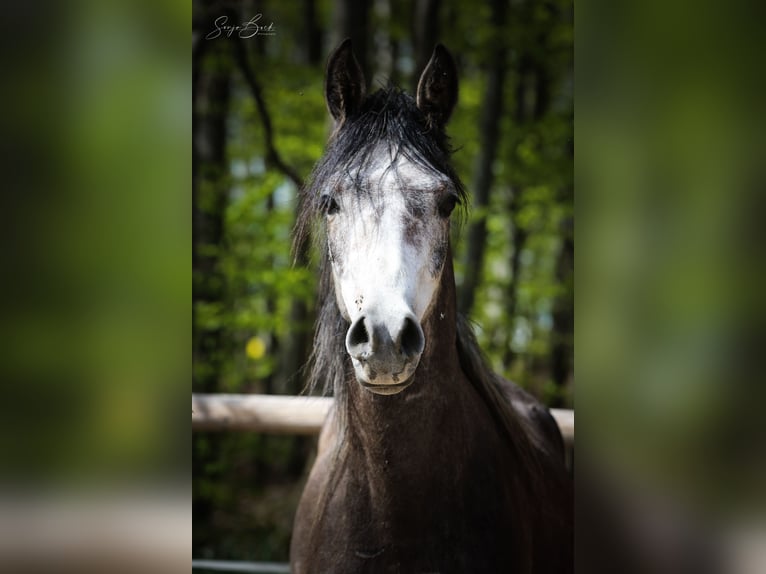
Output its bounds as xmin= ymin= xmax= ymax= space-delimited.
xmin=290 ymin=39 xmax=573 ymax=574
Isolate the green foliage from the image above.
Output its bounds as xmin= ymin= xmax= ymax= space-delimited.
xmin=194 ymin=57 xmax=325 ymax=393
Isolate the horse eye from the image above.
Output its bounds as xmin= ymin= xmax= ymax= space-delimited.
xmin=438 ymin=194 xmax=458 ymax=218
xmin=319 ymin=195 xmax=340 ymax=216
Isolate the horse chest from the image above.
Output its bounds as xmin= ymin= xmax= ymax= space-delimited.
xmin=301 ymin=442 xmax=517 ymax=573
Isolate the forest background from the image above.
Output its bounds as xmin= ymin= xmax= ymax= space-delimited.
xmin=192 ymin=0 xmax=572 ymax=563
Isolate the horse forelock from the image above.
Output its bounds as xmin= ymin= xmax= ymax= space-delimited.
xmin=294 ymin=87 xmax=467 ymax=251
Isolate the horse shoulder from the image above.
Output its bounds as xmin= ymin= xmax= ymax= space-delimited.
xmin=494 ymin=375 xmax=566 ymax=463
xmin=494 ymin=376 xmax=574 ymax=573
xmin=291 ymin=407 xmax=340 ymax=572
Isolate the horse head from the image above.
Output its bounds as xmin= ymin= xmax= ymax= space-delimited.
xmin=317 ymin=40 xmax=460 ymax=395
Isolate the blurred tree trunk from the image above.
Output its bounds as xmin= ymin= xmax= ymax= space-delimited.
xmin=505 ymin=187 xmax=528 ymax=364
xmin=458 ymin=0 xmax=507 ymax=316
xmin=331 ymin=0 xmax=371 ymax=80
xmin=244 ymin=0 xmax=266 ymax=58
xmin=503 ymin=40 xmax=551 ymax=367
xmin=502 ymin=54 xmax=533 ymax=368
xmin=193 ymin=37 xmax=231 ymax=395
xmin=278 ymin=287 xmax=312 ymax=394
xmin=192 ymin=6 xmax=231 ymax=548
xmin=303 ymin=0 xmax=322 ymax=66
xmin=551 ymin=3 xmax=575 ymax=402
xmin=412 ymin=0 xmax=441 ymax=89
xmin=550 ymin=109 xmax=574 ymax=401
xmin=263 ymin=192 xmax=278 ymax=395
xmin=372 ymin=0 xmax=395 ymax=87
xmin=551 ymin=202 xmax=573 ymax=404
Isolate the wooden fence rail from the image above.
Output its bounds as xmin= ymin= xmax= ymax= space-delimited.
xmin=191 ymin=394 xmax=574 ymax=445
xmin=192 ymin=559 xmax=290 ymax=573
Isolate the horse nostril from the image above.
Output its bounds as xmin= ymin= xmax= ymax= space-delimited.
xmin=399 ymin=316 xmax=425 ymax=358
xmin=347 ymin=314 xmax=423 ymax=364
xmin=346 ymin=316 xmax=370 ymax=357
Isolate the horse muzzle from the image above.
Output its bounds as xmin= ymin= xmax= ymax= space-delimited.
xmin=345 ymin=312 xmax=425 ymax=395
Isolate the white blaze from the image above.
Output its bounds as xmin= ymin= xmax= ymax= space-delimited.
xmin=328 ymin=155 xmax=447 ymax=329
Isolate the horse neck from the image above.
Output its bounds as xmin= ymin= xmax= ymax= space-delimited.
xmin=342 ymin=243 xmax=480 ymax=461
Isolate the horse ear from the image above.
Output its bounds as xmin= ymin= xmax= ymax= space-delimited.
xmin=416 ymin=44 xmax=458 ymax=128
xmin=325 ymin=38 xmax=366 ymax=124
